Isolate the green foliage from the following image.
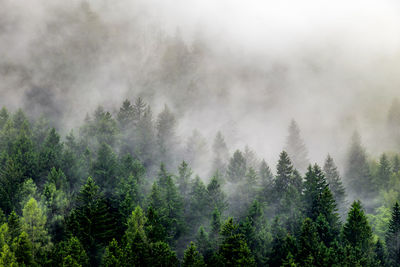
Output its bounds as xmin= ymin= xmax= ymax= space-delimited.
xmin=183 ymin=242 xmax=205 ymax=267
xmin=227 ymin=150 xmax=247 ymax=183
xmin=67 ymin=177 xmax=116 ymax=265
xmin=386 ymin=202 xmax=400 ymax=266
xmin=343 ymin=201 xmax=373 ymax=255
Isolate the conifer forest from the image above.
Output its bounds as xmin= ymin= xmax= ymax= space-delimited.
xmin=1 ymin=0 xmax=400 ymax=266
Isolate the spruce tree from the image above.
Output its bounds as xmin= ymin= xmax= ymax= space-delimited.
xmin=386 ymin=202 xmax=400 ymax=266
xmin=182 ymin=242 xmax=205 ymax=267
xmin=343 ymin=201 xmax=373 ymax=255
xmin=67 ymin=177 xmax=116 ymax=265
xmin=284 ymin=120 xmax=309 ymax=173
xmin=323 ymin=155 xmax=346 ymax=216
xmin=345 ymin=132 xmax=374 ymax=204
xmin=211 ymin=131 xmax=229 ymax=176
xmin=377 ymin=153 xmax=392 ymax=190
xmin=227 ymin=150 xmax=247 ymax=183
xmin=274 ymin=151 xmax=294 ymax=198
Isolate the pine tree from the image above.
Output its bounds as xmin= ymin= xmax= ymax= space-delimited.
xmin=102 ymin=239 xmax=122 ymax=267
xmin=148 ymin=241 xmax=179 ymax=267
xmin=182 ymin=242 xmax=206 ymax=267
xmin=156 ymin=105 xmax=177 ymax=169
xmin=12 ymin=231 xmax=34 ymax=266
xmin=258 ymin=159 xmax=274 ymax=203
xmin=38 ymin=127 xmax=63 ymax=179
xmin=345 ymin=132 xmax=374 ymax=204
xmin=377 ymin=153 xmax=392 ymax=190
xmin=207 ymin=175 xmax=228 ymax=215
xmin=0 ymin=244 xmax=17 ymax=266
xmin=21 ymin=198 xmax=52 ymax=263
xmin=284 ymin=120 xmax=309 ymax=173
xmin=227 ymin=150 xmax=247 ymax=183
xmin=386 ymin=202 xmax=400 ymax=266
xmin=297 ymin=218 xmax=328 ymax=266
xmin=117 ymin=99 xmax=135 ymax=131
xmin=343 ymin=201 xmax=373 ymax=254
xmin=67 ymin=177 xmax=116 ymax=265
xmin=211 ymin=131 xmax=229 ymax=176
xmin=217 ymin=218 xmax=256 ymax=267
xmin=323 ymin=155 xmax=346 ymax=216
xmin=274 ymin=151 xmax=294 ymax=197
xmin=90 ymin=143 xmax=119 ymax=195
xmin=8 ymin=211 xmax=21 ymax=242
xmin=176 ymin=161 xmax=193 ymax=202
xmin=56 ymin=236 xmax=89 ymax=267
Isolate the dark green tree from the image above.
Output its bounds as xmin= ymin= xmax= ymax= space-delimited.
xmin=227 ymin=150 xmax=247 ymax=183
xmin=386 ymin=202 xmax=400 ymax=267
xmin=343 ymin=201 xmax=373 ymax=256
xmin=182 ymin=242 xmax=205 ymax=267
xmin=67 ymin=177 xmax=116 ymax=265
xmin=323 ymin=155 xmax=346 ymax=216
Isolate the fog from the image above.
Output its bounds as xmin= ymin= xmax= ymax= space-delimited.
xmin=1 ymin=0 xmax=400 ymax=171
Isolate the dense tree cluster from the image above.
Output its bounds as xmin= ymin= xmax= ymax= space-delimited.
xmin=0 ymin=103 xmax=400 ymax=266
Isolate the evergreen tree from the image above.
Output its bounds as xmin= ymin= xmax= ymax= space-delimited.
xmin=386 ymin=202 xmax=400 ymax=266
xmin=90 ymin=143 xmax=119 ymax=195
xmin=274 ymin=151 xmax=294 ymax=198
xmin=176 ymin=161 xmax=193 ymax=202
xmin=343 ymin=201 xmax=373 ymax=255
xmin=284 ymin=120 xmax=309 ymax=173
xmin=148 ymin=241 xmax=179 ymax=267
xmin=38 ymin=127 xmax=63 ymax=179
xmin=258 ymin=159 xmax=274 ymax=203
xmin=377 ymin=153 xmax=392 ymax=190
xmin=0 ymin=244 xmax=17 ymax=266
xmin=211 ymin=131 xmax=229 ymax=176
xmin=182 ymin=242 xmax=205 ymax=267
xmin=345 ymin=132 xmax=374 ymax=205
xmin=8 ymin=211 xmax=21 ymax=242
xmin=56 ymin=236 xmax=89 ymax=267
xmin=156 ymin=105 xmax=177 ymax=169
xmin=117 ymin=99 xmax=135 ymax=131
xmin=102 ymin=239 xmax=122 ymax=267
xmin=67 ymin=177 xmax=116 ymax=265
xmin=217 ymin=218 xmax=256 ymax=267
xmin=12 ymin=231 xmax=34 ymax=266
xmin=323 ymin=154 xmax=346 ymax=216
xmin=207 ymin=175 xmax=228 ymax=215
xmin=226 ymin=150 xmax=247 ymax=183
xmin=21 ymin=198 xmax=52 ymax=263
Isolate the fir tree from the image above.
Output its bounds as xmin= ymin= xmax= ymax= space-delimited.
xmin=182 ymin=242 xmax=206 ymax=267
xmin=345 ymin=132 xmax=374 ymax=204
xmin=386 ymin=202 xmax=400 ymax=267
xmin=323 ymin=155 xmax=346 ymax=216
xmin=343 ymin=200 xmax=373 ymax=255
xmin=284 ymin=120 xmax=309 ymax=173
xmin=211 ymin=131 xmax=229 ymax=176
xmin=227 ymin=150 xmax=247 ymax=183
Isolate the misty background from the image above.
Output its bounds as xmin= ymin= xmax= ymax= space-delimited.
xmin=1 ymin=0 xmax=400 ymax=171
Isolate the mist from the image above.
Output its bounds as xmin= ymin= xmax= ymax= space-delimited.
xmin=1 ymin=0 xmax=400 ymax=167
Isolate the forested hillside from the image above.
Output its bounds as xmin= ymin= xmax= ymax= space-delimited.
xmin=1 ymin=0 xmax=400 ymax=266
xmin=0 ymin=101 xmax=399 ymax=266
